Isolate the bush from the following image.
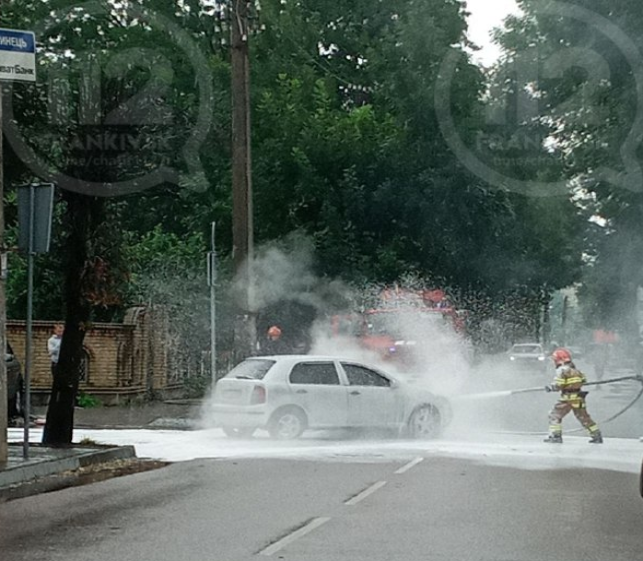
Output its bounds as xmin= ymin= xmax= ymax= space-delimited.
xmin=77 ymin=393 xmax=102 ymax=408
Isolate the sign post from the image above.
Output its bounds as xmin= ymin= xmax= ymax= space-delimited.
xmin=0 ymin=27 xmax=37 ymax=465
xmin=17 ymin=184 xmax=54 ymax=460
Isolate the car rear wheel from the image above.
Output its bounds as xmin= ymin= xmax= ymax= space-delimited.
xmin=407 ymin=404 xmax=442 ymax=439
xmin=268 ymin=408 xmax=307 ymax=440
xmin=222 ymin=427 xmax=256 ymax=439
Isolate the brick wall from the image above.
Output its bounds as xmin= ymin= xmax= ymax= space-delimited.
xmin=7 ymin=306 xmax=174 ymax=405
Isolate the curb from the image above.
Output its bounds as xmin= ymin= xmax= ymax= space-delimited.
xmin=0 ymin=445 xmax=137 ymax=497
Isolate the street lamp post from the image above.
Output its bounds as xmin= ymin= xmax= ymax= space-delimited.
xmin=207 ymin=222 xmax=217 ymax=384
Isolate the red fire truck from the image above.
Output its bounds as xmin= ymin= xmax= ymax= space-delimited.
xmin=329 ymin=288 xmax=467 ymax=367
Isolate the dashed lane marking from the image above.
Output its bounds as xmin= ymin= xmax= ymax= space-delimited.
xmin=258 ymin=517 xmax=331 ymax=556
xmin=395 ymin=457 xmax=424 ymax=474
xmin=344 ymin=481 xmax=387 ymax=506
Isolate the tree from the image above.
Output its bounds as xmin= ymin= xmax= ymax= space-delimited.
xmin=3 ymin=0 xmax=213 ymax=443
xmin=496 ymin=0 xmax=643 ymax=345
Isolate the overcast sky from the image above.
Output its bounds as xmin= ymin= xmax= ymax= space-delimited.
xmin=466 ymin=0 xmax=520 ymax=64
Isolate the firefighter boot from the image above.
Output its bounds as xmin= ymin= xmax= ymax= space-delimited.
xmin=544 ymin=434 xmax=563 ymax=443
xmin=589 ymin=431 xmax=603 ymax=444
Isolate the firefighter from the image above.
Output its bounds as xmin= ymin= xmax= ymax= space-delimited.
xmin=262 ymin=325 xmax=289 ymax=355
xmin=543 ymin=348 xmax=603 ymax=444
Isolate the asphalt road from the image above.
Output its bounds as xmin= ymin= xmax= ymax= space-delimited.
xmin=2 ymin=455 xmax=642 ymax=561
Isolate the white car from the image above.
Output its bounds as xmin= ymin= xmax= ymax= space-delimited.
xmin=210 ymin=355 xmax=451 ymax=440
xmin=508 ymin=343 xmax=548 ymax=371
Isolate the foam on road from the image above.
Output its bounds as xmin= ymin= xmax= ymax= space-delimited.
xmin=9 ymin=427 xmax=643 ymax=474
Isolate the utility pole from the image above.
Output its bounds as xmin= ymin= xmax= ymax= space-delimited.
xmin=231 ymin=0 xmax=255 ymax=359
xmin=0 ymin=25 xmax=37 ymax=463
xmin=0 ymin=82 xmax=7 ymax=466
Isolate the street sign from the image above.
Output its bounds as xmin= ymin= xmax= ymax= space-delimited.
xmin=0 ymin=28 xmax=36 ymax=82
xmin=18 ymin=184 xmax=54 ymax=254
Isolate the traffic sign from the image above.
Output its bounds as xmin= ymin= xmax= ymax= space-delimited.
xmin=0 ymin=28 xmax=36 ymax=82
xmin=18 ymin=184 xmax=54 ymax=254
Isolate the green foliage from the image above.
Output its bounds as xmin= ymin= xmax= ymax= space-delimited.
xmin=496 ymin=0 xmax=643 ymax=339
xmin=77 ymin=393 xmax=102 ymax=409
xmin=1 ymin=0 xmax=599 ymax=346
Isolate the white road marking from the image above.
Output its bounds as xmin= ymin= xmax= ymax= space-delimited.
xmin=395 ymin=457 xmax=424 ymax=474
xmin=344 ymin=480 xmax=387 ymax=506
xmin=258 ymin=517 xmax=331 ymax=556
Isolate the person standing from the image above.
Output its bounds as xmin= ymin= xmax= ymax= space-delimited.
xmin=262 ymin=325 xmax=289 ymax=355
xmin=47 ymin=323 xmax=64 ymax=376
xmin=543 ymin=348 xmax=603 ymax=444
xmin=592 ymin=342 xmax=612 ymax=384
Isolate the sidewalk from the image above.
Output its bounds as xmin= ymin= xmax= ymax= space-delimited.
xmin=0 ymin=400 xmax=198 ymax=502
xmin=0 ymin=442 xmax=138 ymax=502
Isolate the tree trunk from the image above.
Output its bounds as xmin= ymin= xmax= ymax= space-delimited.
xmin=42 ymin=194 xmax=102 ymax=446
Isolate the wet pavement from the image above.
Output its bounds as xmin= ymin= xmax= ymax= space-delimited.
xmin=0 ymin=400 xmax=198 ymax=501
xmin=0 ymin=443 xmax=137 ymax=501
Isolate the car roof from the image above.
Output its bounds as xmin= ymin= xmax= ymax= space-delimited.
xmin=247 ymin=355 xmax=395 ymax=374
xmin=251 ymin=354 xmax=372 ymax=362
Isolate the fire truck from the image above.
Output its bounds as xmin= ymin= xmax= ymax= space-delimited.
xmin=329 ymin=288 xmax=467 ymax=367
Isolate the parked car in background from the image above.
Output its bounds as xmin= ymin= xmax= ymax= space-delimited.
xmin=508 ymin=343 xmax=548 ymax=372
xmin=210 ymin=355 xmax=451 ymax=440
xmin=6 ymin=343 xmax=24 ymax=425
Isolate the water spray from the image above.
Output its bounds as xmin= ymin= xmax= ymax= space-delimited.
xmin=457 ymin=374 xmax=643 ymax=401
xmin=456 ymin=374 xmax=643 ymax=436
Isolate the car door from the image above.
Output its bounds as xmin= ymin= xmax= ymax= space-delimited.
xmin=340 ymin=362 xmax=400 ymax=428
xmin=287 ymin=361 xmax=348 ymax=428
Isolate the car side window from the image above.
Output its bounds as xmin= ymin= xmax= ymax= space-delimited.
xmin=289 ymin=362 xmax=340 ymax=385
xmin=342 ymin=363 xmax=391 ymax=387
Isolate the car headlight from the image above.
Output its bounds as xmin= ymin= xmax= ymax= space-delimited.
xmin=538 ymin=356 xmax=545 ymax=361
xmin=510 ymin=356 xmax=516 ymax=361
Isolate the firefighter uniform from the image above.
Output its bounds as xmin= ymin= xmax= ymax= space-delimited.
xmin=545 ymin=362 xmax=603 ymax=443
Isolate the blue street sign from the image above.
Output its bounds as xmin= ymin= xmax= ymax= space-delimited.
xmin=0 ymin=27 xmax=36 ymax=82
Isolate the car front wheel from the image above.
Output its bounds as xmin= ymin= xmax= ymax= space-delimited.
xmin=268 ymin=408 xmax=307 ymax=440
xmin=407 ymin=404 xmax=442 ymax=439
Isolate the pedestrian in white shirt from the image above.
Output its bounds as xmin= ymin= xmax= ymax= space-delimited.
xmin=47 ymin=323 xmax=64 ymax=376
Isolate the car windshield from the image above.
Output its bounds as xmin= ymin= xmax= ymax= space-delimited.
xmin=512 ymin=345 xmax=542 ymax=354
xmin=226 ymin=359 xmax=276 ymax=380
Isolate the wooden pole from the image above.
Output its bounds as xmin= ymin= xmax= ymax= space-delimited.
xmin=231 ymin=0 xmax=255 ymax=358
xmin=231 ymin=0 xmax=253 ymax=276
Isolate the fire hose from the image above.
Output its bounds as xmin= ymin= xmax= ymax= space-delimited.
xmin=460 ymin=374 xmax=643 ymax=435
xmin=507 ymin=375 xmax=643 ymax=395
